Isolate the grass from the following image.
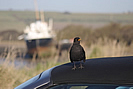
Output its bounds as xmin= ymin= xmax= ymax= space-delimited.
xmin=1 ymin=11 xmax=133 ymax=32
xmin=0 ymin=43 xmax=68 ymax=88
xmin=88 ymin=38 xmax=127 ymax=58
xmin=0 ymin=57 xmax=65 ymax=89
xmin=0 ymin=20 xmax=133 ymax=88
xmin=0 ymin=36 xmax=132 ymax=89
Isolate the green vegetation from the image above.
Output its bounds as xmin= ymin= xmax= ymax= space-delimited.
xmin=0 ymin=60 xmax=62 ymax=89
xmin=0 ymin=53 xmax=65 ymax=89
xmin=0 ymin=11 xmax=133 ymax=89
xmin=0 ymin=34 xmax=132 ymax=88
xmin=0 ymin=11 xmax=35 ymax=32
xmin=0 ymin=11 xmax=133 ymax=32
xmin=57 ymin=23 xmax=133 ymax=46
xmin=56 ymin=25 xmax=92 ymax=41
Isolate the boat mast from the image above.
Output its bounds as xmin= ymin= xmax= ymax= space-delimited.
xmin=40 ymin=11 xmax=45 ymax=22
xmin=34 ymin=0 xmax=40 ymax=55
xmin=34 ymin=0 xmax=40 ymax=21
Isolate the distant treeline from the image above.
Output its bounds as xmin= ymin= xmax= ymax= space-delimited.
xmin=57 ymin=23 xmax=133 ymax=46
xmin=0 ymin=23 xmax=133 ymax=46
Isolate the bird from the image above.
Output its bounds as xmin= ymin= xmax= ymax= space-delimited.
xmin=69 ymin=37 xmax=86 ymax=70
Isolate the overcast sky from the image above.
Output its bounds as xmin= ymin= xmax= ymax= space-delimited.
xmin=0 ymin=0 xmax=133 ymax=13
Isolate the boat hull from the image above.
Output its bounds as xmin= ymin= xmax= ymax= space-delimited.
xmin=25 ymin=38 xmax=53 ymax=55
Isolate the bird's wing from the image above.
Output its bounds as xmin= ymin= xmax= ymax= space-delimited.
xmin=69 ymin=47 xmax=73 ymax=63
xmin=81 ymin=46 xmax=86 ymax=62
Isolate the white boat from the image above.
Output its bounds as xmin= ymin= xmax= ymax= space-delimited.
xmin=18 ymin=15 xmax=55 ymax=56
xmin=18 ymin=0 xmax=55 ymax=56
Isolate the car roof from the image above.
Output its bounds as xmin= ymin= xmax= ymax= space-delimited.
xmin=15 ymin=56 xmax=133 ymax=89
xmin=51 ymin=56 xmax=133 ymax=85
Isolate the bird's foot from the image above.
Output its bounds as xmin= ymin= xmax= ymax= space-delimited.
xmin=79 ymin=65 xmax=84 ymax=69
xmin=72 ymin=66 xmax=77 ymax=70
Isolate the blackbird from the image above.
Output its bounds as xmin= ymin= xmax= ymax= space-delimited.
xmin=69 ymin=37 xmax=86 ymax=70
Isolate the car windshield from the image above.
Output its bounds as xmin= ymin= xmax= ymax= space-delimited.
xmin=48 ymin=84 xmax=133 ymax=89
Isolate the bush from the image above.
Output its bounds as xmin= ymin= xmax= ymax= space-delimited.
xmin=94 ymin=23 xmax=133 ymax=46
xmin=57 ymin=23 xmax=133 ymax=46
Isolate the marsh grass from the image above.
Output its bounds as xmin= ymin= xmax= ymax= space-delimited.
xmin=0 ymin=57 xmax=66 ymax=89
xmin=0 ymin=37 xmax=132 ymax=89
xmin=0 ymin=44 xmax=68 ymax=89
xmin=88 ymin=38 xmax=127 ymax=58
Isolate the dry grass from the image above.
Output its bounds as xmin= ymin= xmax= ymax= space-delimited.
xmin=0 ymin=57 xmax=66 ymax=89
xmin=0 ymin=44 xmax=68 ymax=89
xmin=0 ymin=37 xmax=133 ymax=89
xmin=87 ymin=38 xmax=131 ymax=58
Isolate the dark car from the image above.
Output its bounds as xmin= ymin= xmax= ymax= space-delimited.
xmin=15 ymin=56 xmax=133 ymax=89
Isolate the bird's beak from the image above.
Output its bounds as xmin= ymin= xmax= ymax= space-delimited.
xmin=78 ymin=39 xmax=81 ymax=41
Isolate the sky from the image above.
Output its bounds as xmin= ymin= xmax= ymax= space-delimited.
xmin=0 ymin=0 xmax=133 ymax=13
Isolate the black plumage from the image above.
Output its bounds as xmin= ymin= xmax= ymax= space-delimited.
xmin=69 ymin=37 xmax=86 ymax=70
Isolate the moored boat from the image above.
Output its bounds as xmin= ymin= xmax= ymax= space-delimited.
xmin=18 ymin=15 xmax=55 ymax=56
